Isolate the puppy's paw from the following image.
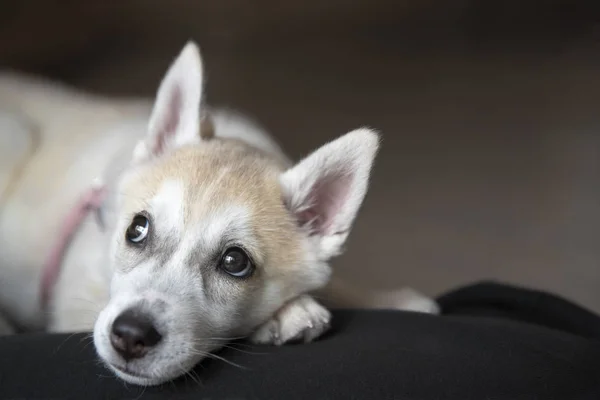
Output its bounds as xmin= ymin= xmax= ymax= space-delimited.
xmin=374 ymin=287 xmax=441 ymax=315
xmin=250 ymin=295 xmax=331 ymax=345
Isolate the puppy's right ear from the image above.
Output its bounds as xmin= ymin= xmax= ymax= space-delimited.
xmin=133 ymin=41 xmax=206 ymax=162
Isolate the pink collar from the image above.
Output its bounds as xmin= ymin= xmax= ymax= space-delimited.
xmin=40 ymin=185 xmax=107 ymax=309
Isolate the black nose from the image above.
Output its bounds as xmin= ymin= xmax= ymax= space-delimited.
xmin=110 ymin=309 xmax=162 ymax=360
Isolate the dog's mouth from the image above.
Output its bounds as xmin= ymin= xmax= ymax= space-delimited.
xmin=111 ymin=363 xmax=153 ymax=380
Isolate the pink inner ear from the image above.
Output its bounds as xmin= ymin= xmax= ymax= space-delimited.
xmin=153 ymin=84 xmax=182 ymax=155
xmin=297 ymin=171 xmax=352 ymax=236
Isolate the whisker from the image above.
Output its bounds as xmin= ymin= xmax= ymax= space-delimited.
xmin=203 ymin=335 xmax=248 ymax=341
xmin=187 ymin=348 xmax=250 ymax=370
xmin=73 ymin=358 xmax=102 ymax=366
xmin=222 ymin=341 xmax=258 ymax=349
xmin=207 ymin=353 xmax=248 ymax=370
xmin=182 ymin=367 xmax=202 ymax=387
xmin=52 ymin=332 xmax=80 ymax=354
xmin=81 ymin=338 xmax=95 ymax=352
xmin=221 ymin=344 xmax=267 ymax=356
xmin=79 ymin=332 xmax=94 ymax=342
xmin=133 ymin=382 xmax=148 ymax=400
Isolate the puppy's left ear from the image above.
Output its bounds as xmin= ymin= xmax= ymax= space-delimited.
xmin=280 ymin=128 xmax=380 ymax=259
xmin=133 ymin=41 xmax=207 ymax=162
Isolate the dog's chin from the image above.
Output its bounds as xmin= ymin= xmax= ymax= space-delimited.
xmin=109 ymin=363 xmax=183 ymax=386
xmin=107 ymin=353 xmax=203 ymax=386
xmin=110 ymin=364 xmax=160 ymax=386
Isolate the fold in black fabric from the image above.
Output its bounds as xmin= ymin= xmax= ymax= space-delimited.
xmin=1 ymin=281 xmax=599 ymax=400
xmin=437 ymin=280 xmax=600 ymax=340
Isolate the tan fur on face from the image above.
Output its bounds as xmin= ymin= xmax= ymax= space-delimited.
xmin=118 ymin=138 xmax=311 ymax=289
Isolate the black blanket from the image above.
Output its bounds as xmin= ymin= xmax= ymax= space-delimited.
xmin=1 ymin=281 xmax=599 ymax=400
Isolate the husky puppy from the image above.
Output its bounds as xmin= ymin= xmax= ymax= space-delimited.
xmin=0 ymin=41 xmax=438 ymax=385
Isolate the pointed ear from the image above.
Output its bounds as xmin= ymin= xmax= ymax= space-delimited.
xmin=280 ymin=128 xmax=380 ymax=259
xmin=133 ymin=41 xmax=205 ymax=162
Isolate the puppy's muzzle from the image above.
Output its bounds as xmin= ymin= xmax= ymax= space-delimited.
xmin=110 ymin=308 xmax=162 ymax=361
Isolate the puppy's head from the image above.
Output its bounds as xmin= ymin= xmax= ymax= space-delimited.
xmin=93 ymin=41 xmax=379 ymax=385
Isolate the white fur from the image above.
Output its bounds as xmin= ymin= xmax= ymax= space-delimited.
xmin=251 ymin=295 xmax=331 ymax=345
xmin=141 ymin=42 xmax=204 ymax=160
xmin=93 ymin=201 xmax=266 ymax=385
xmin=0 ymin=40 xmax=439 ymax=386
xmin=150 ymin=180 xmax=185 ymax=235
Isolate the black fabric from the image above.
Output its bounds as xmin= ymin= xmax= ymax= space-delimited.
xmin=438 ymin=281 xmax=600 ymax=340
xmin=1 ymin=281 xmax=599 ymax=400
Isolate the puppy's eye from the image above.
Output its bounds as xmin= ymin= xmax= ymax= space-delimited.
xmin=219 ymin=247 xmax=253 ymax=278
xmin=126 ymin=214 xmax=150 ymax=244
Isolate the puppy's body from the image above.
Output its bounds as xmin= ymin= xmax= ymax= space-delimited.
xmin=0 ymin=42 xmax=438 ymax=385
xmin=0 ymin=74 xmax=149 ymax=330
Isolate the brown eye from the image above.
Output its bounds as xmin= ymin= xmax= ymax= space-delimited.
xmin=219 ymin=247 xmax=253 ymax=277
xmin=126 ymin=214 xmax=149 ymax=244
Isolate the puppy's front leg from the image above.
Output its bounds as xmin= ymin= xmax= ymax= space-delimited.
xmin=250 ymin=295 xmax=331 ymax=345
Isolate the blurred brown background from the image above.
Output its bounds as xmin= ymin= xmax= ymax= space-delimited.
xmin=1 ymin=1 xmax=599 ymax=311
